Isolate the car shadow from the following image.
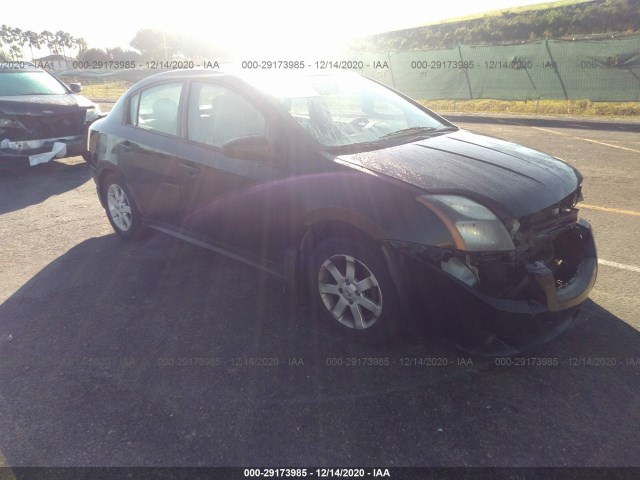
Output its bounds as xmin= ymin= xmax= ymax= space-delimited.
xmin=0 ymin=159 xmax=91 ymax=215
xmin=0 ymin=234 xmax=639 ymax=466
xmin=444 ymin=114 xmax=640 ymax=133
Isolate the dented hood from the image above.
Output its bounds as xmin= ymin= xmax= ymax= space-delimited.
xmin=0 ymin=94 xmax=93 ymax=116
xmin=337 ymin=129 xmax=582 ymax=219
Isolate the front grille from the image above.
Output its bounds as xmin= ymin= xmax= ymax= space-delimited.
xmin=520 ymin=189 xmax=580 ymax=234
xmin=521 ymin=208 xmax=579 ymax=271
xmin=550 ymin=227 xmax=585 ymax=288
xmin=477 ymin=189 xmax=584 ymax=300
xmin=14 ymin=112 xmax=85 ymax=140
xmin=527 ymin=208 xmax=579 ymax=241
xmin=521 ymin=197 xmax=584 ymax=295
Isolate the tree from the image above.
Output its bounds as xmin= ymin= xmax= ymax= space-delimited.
xmin=9 ymin=44 xmax=21 ymax=61
xmin=0 ymin=24 xmax=12 ymax=58
xmin=106 ymin=46 xmax=142 ymax=62
xmin=40 ymin=30 xmax=56 ymax=55
xmin=55 ymin=30 xmax=73 ymax=58
xmin=130 ymin=29 xmax=169 ymax=60
xmin=12 ymin=28 xmax=27 ymax=59
xmin=75 ymin=37 xmax=88 ymax=58
xmin=78 ymin=47 xmax=109 ymax=63
xmin=25 ymin=30 xmax=40 ymax=60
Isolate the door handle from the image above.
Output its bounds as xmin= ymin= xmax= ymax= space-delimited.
xmin=120 ymin=141 xmax=134 ymax=154
xmin=179 ymin=162 xmax=201 ymax=177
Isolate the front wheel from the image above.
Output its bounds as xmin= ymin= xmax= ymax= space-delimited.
xmin=307 ymin=238 xmax=401 ymax=343
xmin=102 ymin=174 xmax=146 ymax=240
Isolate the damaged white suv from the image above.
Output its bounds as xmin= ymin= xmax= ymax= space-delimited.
xmin=0 ymin=62 xmax=102 ymax=169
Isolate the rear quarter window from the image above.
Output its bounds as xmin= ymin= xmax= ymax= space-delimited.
xmin=127 ymin=93 xmax=140 ymax=126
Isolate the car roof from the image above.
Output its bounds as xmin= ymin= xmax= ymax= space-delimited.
xmin=128 ymin=69 xmax=228 ymax=89
xmin=128 ymin=68 xmax=359 ymax=93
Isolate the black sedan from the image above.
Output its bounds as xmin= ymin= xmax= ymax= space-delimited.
xmin=87 ymin=69 xmax=597 ymax=354
xmin=0 ymin=62 xmax=101 ymax=168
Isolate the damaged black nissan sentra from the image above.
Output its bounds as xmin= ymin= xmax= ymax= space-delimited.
xmin=87 ymin=69 xmax=597 ymax=354
xmin=0 ymin=62 xmax=101 ymax=168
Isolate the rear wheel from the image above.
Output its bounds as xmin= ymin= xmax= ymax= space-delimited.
xmin=307 ymin=237 xmax=400 ymax=343
xmin=102 ymin=174 xmax=146 ymax=240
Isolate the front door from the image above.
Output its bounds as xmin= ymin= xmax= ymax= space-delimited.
xmin=176 ymin=81 xmax=291 ymax=264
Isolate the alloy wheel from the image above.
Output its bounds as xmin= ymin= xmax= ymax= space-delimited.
xmin=107 ymin=183 xmax=133 ymax=232
xmin=317 ymin=254 xmax=383 ymax=330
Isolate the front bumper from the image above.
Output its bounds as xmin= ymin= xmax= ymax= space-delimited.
xmin=396 ymin=220 xmax=597 ymax=355
xmin=0 ymin=134 xmax=87 ymax=168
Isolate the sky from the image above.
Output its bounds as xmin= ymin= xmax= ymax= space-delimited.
xmin=3 ymin=0 xmax=551 ymax=57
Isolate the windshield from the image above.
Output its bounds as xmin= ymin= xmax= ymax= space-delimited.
xmin=263 ymin=73 xmax=451 ymax=150
xmin=0 ymin=70 xmax=68 ymax=96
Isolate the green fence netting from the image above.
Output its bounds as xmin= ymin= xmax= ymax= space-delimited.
xmin=57 ymin=36 xmax=640 ymax=101
xmin=358 ymin=36 xmax=640 ymax=101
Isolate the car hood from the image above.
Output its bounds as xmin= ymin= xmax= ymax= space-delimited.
xmin=336 ymin=129 xmax=582 ymax=219
xmin=0 ymin=94 xmax=94 ymax=116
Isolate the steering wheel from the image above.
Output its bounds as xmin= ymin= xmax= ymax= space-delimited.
xmin=350 ymin=117 xmax=389 ymax=133
xmin=349 ymin=117 xmax=371 ymax=129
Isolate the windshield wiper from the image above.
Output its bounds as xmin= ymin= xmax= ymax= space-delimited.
xmin=381 ymin=125 xmax=460 ymax=140
xmin=327 ymin=140 xmax=390 ymax=154
xmin=380 ymin=126 xmax=440 ymax=139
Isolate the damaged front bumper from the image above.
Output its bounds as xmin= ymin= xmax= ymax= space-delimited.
xmin=395 ymin=219 xmax=597 ymax=355
xmin=0 ymin=135 xmax=86 ymax=167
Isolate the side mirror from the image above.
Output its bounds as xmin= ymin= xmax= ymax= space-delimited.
xmin=69 ymin=83 xmax=82 ymax=93
xmin=223 ymin=135 xmax=281 ymax=164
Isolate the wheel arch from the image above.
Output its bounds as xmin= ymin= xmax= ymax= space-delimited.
xmin=96 ymin=165 xmax=136 ymax=210
xmin=289 ymin=209 xmax=412 ymax=311
xmin=295 ymin=208 xmax=387 ymax=276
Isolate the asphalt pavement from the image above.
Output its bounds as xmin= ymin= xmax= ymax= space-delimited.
xmin=0 ymin=112 xmax=638 ymax=468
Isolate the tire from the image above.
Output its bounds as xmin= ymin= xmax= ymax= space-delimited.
xmin=102 ymin=173 xmax=146 ymax=240
xmin=307 ymin=237 xmax=401 ymax=343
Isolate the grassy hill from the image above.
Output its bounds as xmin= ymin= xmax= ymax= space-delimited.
xmin=349 ymin=0 xmax=640 ymax=51
xmin=433 ymin=0 xmax=592 ymax=25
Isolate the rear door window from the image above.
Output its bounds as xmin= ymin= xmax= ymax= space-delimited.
xmin=136 ymin=82 xmax=183 ymax=136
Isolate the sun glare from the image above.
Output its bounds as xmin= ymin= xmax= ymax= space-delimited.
xmin=131 ymin=0 xmax=548 ymax=58
xmin=2 ymin=0 xmax=549 ymax=58
xmin=161 ymin=3 xmax=364 ymax=59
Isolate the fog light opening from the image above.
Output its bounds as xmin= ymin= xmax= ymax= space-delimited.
xmin=441 ymin=256 xmax=479 ymax=287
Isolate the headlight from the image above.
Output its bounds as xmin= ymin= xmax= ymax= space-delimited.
xmin=0 ymin=116 xmax=23 ymax=129
xmin=417 ymin=194 xmax=515 ymax=252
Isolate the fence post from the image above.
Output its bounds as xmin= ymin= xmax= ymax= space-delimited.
xmin=387 ymin=51 xmax=396 ymax=89
xmin=544 ymin=39 xmax=569 ymax=100
xmin=458 ymin=45 xmax=473 ymax=100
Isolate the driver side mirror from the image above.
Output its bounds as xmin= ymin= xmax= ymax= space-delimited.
xmin=223 ymin=135 xmax=283 ymax=165
xmin=69 ymin=83 xmax=82 ymax=93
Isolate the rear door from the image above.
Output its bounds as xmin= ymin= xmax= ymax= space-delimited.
xmin=120 ymin=81 xmax=184 ymax=225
